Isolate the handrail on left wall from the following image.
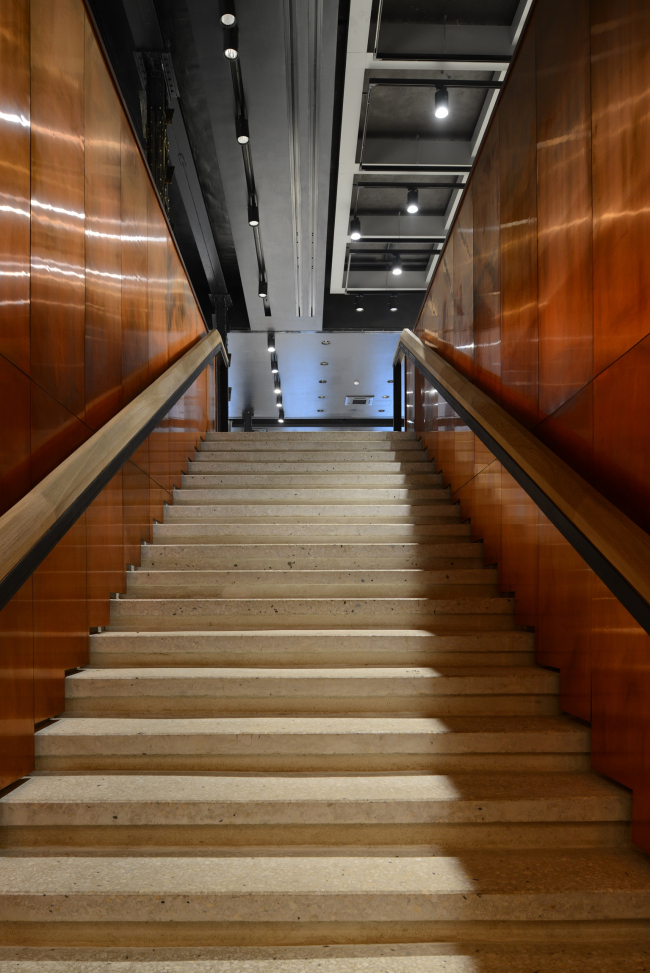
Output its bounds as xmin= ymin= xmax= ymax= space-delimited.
xmin=0 ymin=330 xmax=227 ymax=613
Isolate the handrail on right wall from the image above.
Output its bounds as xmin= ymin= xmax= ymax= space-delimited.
xmin=393 ymin=328 xmax=650 ymax=637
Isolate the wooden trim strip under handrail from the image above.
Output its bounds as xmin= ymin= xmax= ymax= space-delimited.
xmin=0 ymin=330 xmax=227 ymax=611
xmin=395 ymin=328 xmax=650 ymax=636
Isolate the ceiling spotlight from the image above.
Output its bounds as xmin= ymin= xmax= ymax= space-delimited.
xmin=319 ymin=379 xmax=327 ymax=384
xmin=435 ymin=85 xmax=449 ymax=119
xmin=275 ymin=397 xmax=283 ymax=408
xmin=270 ymin=354 xmax=278 ymax=374
xmin=273 ymin=375 xmax=281 ymax=395
xmin=317 ymin=409 xmax=324 ymax=412
xmin=391 ymin=254 xmax=403 ymax=276
xmin=223 ymin=27 xmax=239 ymax=59
xmin=406 ymin=187 xmax=419 ymax=214
xmin=355 ymin=294 xmax=364 ymax=312
xmin=389 ymin=293 xmax=398 ymax=312
xmin=258 ymin=276 xmax=268 ymax=298
xmin=318 ymin=395 xmax=325 ymax=399
xmin=236 ymin=115 xmax=249 ymax=144
xmin=248 ymin=202 xmax=259 ymax=226
xmin=267 ymin=332 xmax=275 ymax=352
xmin=353 ymin=380 xmax=360 ymax=386
xmin=378 ymin=409 xmax=385 ymax=413
xmin=321 ymin=340 xmax=330 ymax=345
xmin=220 ymin=0 xmax=237 ymax=26
xmin=387 ymin=379 xmax=393 ymax=384
xmin=382 ymin=394 xmax=390 ymax=399
xmin=278 ymin=410 xmax=285 ymax=423
xmin=320 ymin=361 xmax=328 ymax=366
xmin=350 ymin=215 xmax=361 ymax=241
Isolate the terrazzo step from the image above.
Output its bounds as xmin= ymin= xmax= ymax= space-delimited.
xmin=0 ymin=850 xmax=648 ymax=946
xmin=189 ymin=461 xmax=434 ymax=474
xmin=163 ymin=505 xmax=460 ymax=523
xmin=196 ymin=450 xmax=427 ymax=463
xmin=124 ymin=568 xmax=497 ymax=601
xmin=1 ymin=944 xmax=650 ymax=972
xmin=152 ymin=522 xmax=471 ymax=544
xmin=0 ymin=773 xmax=630 ymax=851
xmin=205 ymin=432 xmax=418 ymax=441
xmin=181 ymin=473 xmax=442 ymax=487
xmin=199 ymin=441 xmax=422 ymax=453
xmin=108 ymin=595 xmax=515 ymax=632
xmin=89 ymin=630 xmax=536 ymax=668
xmin=172 ymin=489 xmax=450 ymax=505
xmin=63 ymin=666 xmax=558 ymax=717
xmin=139 ymin=542 xmax=484 ymax=571
xmin=33 ymin=715 xmax=590 ymax=773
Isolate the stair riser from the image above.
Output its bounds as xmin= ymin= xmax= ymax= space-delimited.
xmin=89 ymin=651 xmax=536 ymax=668
xmin=139 ymin=555 xmax=484 ymax=571
xmin=172 ymin=491 xmax=451 ymax=504
xmin=199 ymin=443 xmax=423 ymax=453
xmin=140 ymin=542 xmax=482 ymax=564
xmin=182 ymin=475 xmax=443 ymax=487
xmin=107 ymin=614 xmax=517 ymax=633
xmin=64 ymin=696 xmax=560 ymax=718
xmin=34 ymin=754 xmax=592 ymax=773
xmin=163 ymin=507 xmax=461 ymax=522
xmin=189 ymin=463 xmax=435 ymax=474
xmin=206 ymin=432 xmax=418 ymax=441
xmin=152 ymin=524 xmax=471 ymax=542
xmin=0 ymin=821 xmax=629 ymax=852
xmin=123 ymin=585 xmax=498 ymax=601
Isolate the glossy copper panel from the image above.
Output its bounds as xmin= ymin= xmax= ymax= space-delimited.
xmin=122 ymin=456 xmax=151 ymax=566
xmin=593 ymin=334 xmax=650 ymax=535
xmin=472 ymin=121 xmax=501 ymax=401
xmin=86 ymin=470 xmax=124 ymax=628
xmin=537 ymin=517 xmax=592 ymax=720
xmin=499 ymin=470 xmax=538 ymax=627
xmin=472 ymin=461 xmax=501 ymax=568
xmin=30 ymin=0 xmax=86 ymax=418
xmin=499 ymin=24 xmax=539 ymax=428
xmin=33 ymin=516 xmax=87 ymax=722
xmin=83 ymin=21 xmax=122 ymax=432
xmin=0 ymin=354 xmax=31 ymax=516
xmin=120 ymin=115 xmax=149 ymax=406
xmin=0 ymin=0 xmax=31 ymax=376
xmin=452 ymin=188 xmax=474 ymax=379
xmin=147 ymin=186 xmax=169 ymax=385
xmin=535 ymin=382 xmax=593 ymax=486
xmin=30 ymin=381 xmax=91 ymax=488
xmin=0 ymin=577 xmax=34 ymax=787
xmin=536 ymin=0 xmax=593 ymax=417
xmin=591 ymin=0 xmax=650 ymax=375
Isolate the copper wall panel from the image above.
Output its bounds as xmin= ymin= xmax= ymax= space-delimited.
xmin=536 ymin=382 xmax=594 ymax=486
xmin=536 ymin=0 xmax=593 ymax=417
xmin=83 ymin=22 xmax=122 ymax=432
xmin=0 ymin=355 xmax=31 ymax=516
xmin=30 ymin=382 xmax=90 ymax=488
xmin=0 ymin=577 xmax=33 ymax=787
xmin=498 ymin=24 xmax=539 ymax=428
xmin=32 ymin=517 xmax=87 ymax=722
xmin=592 ymin=334 xmax=650 ymax=535
xmin=451 ymin=189 xmax=474 ymax=378
xmin=122 ymin=454 xmax=152 ymax=566
xmin=0 ymin=0 xmax=30 ymax=376
xmin=147 ymin=189 xmax=170 ymax=385
xmin=499 ymin=471 xmax=538 ymax=627
xmin=591 ymin=0 xmax=650 ymax=376
xmin=472 ymin=122 xmax=501 ymax=401
xmin=30 ymin=0 xmax=86 ymax=418
xmin=86 ymin=470 xmax=124 ymax=628
xmin=120 ymin=117 xmax=150 ymax=407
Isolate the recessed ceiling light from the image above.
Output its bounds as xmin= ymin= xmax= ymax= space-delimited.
xmin=321 ymin=340 xmax=330 ymax=345
xmin=320 ymin=361 xmax=328 ymax=365
xmin=317 ymin=409 xmax=324 ymax=412
xmin=378 ymin=409 xmax=385 ymax=413
xmin=319 ymin=379 xmax=327 ymax=384
xmin=318 ymin=395 xmax=326 ymax=399
xmin=382 ymin=395 xmax=389 ymax=399
xmin=353 ymin=381 xmax=359 ymax=386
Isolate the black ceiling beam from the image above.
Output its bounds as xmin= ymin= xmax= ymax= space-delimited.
xmin=354 ymin=182 xmax=462 ymax=189
xmin=357 ymin=235 xmax=447 ymax=242
xmin=360 ymin=165 xmax=472 ymax=174
xmin=374 ymin=53 xmax=512 ymax=64
xmin=349 ymin=248 xmax=440 ymax=255
xmin=368 ymin=78 xmax=503 ymax=88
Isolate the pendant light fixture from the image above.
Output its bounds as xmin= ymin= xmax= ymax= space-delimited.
xmin=406 ymin=188 xmax=419 ymax=213
xmin=258 ymin=276 xmax=268 ymax=298
xmin=223 ymin=27 xmax=239 ymax=59
xmin=219 ymin=0 xmax=236 ymax=26
xmin=389 ymin=293 xmax=398 ymax=311
xmin=267 ymin=332 xmax=275 ymax=352
xmin=355 ymin=294 xmax=364 ymax=312
xmin=235 ymin=115 xmax=249 ymax=144
xmin=391 ymin=254 xmax=403 ymax=276
xmin=248 ymin=202 xmax=259 ymax=226
xmin=350 ymin=216 xmax=361 ymax=241
xmin=435 ymin=85 xmax=449 ymax=119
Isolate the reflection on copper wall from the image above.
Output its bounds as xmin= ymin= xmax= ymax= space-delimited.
xmin=0 ymin=0 xmax=210 ymax=787
xmin=413 ymin=0 xmax=650 ymax=851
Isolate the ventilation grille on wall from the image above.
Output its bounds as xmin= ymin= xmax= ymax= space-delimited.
xmin=345 ymin=395 xmax=374 ymax=405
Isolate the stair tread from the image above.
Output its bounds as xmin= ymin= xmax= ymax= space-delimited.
xmin=1 ymin=773 xmax=628 ymax=823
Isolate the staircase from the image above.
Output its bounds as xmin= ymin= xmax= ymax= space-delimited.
xmin=1 ymin=430 xmax=650 ymax=970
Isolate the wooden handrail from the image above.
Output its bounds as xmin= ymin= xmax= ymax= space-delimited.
xmin=0 ymin=330 xmax=227 ymax=610
xmin=395 ymin=328 xmax=650 ymax=634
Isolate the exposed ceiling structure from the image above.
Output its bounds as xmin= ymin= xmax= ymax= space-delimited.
xmin=329 ymin=0 xmax=534 ymax=303
xmin=91 ymin=0 xmax=534 ymax=425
